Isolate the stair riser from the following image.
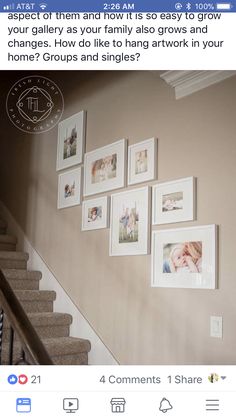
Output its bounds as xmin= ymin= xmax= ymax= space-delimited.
xmin=0 ymin=243 xmax=16 ymax=251
xmin=8 ymin=279 xmax=40 ymax=291
xmin=18 ymin=301 xmax=54 ymax=313
xmin=0 ymin=260 xmax=27 ymax=269
xmin=53 ymin=352 xmax=88 ymax=365
xmin=2 ymin=325 xmax=70 ymax=342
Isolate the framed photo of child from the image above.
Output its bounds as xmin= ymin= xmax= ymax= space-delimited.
xmin=110 ymin=186 xmax=151 ymax=256
xmin=152 ymin=177 xmax=196 ymax=225
xmin=151 ymin=224 xmax=217 ymax=289
xmin=82 ymin=196 xmax=109 ymax=231
xmin=56 ymin=110 xmax=86 ymax=171
xmin=58 ymin=167 xmax=82 ymax=209
xmin=128 ymin=137 xmax=157 ymax=186
xmin=83 ymin=139 xmax=127 ymax=196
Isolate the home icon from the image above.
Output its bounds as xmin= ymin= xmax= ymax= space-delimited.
xmin=110 ymin=398 xmax=126 ymax=413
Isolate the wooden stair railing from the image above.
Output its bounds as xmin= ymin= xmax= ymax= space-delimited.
xmin=0 ymin=269 xmax=53 ymax=365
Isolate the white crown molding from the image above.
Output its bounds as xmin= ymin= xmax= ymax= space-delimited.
xmin=159 ymin=70 xmax=236 ymax=99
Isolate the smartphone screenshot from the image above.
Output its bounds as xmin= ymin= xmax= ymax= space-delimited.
xmin=0 ymin=0 xmax=235 ymax=417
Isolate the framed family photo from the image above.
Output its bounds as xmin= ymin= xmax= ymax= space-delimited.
xmin=151 ymin=224 xmax=217 ymax=289
xmin=152 ymin=177 xmax=196 ymax=225
xmin=82 ymin=196 xmax=109 ymax=231
xmin=56 ymin=110 xmax=86 ymax=171
xmin=83 ymin=139 xmax=127 ymax=196
xmin=58 ymin=167 xmax=82 ymax=209
xmin=110 ymin=186 xmax=151 ymax=256
xmin=128 ymin=137 xmax=157 ymax=185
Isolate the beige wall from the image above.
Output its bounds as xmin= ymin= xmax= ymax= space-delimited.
xmin=0 ymin=71 xmax=236 ymax=364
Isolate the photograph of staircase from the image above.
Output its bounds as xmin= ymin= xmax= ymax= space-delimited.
xmin=0 ymin=217 xmax=91 ymax=365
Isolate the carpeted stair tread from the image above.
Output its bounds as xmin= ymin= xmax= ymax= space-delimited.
xmin=2 ymin=269 xmax=42 ymax=281
xmin=41 ymin=336 xmax=91 ymax=356
xmin=1 ymin=269 xmax=41 ymax=290
xmin=0 ymin=251 xmax=29 ymax=269
xmin=15 ymin=290 xmax=56 ymax=302
xmin=28 ymin=312 xmax=73 ymax=326
xmin=0 ymin=234 xmax=17 ymax=251
xmin=4 ymin=312 xmax=73 ymax=329
xmin=14 ymin=290 xmax=57 ymax=313
xmin=2 ymin=312 xmax=73 ymax=342
xmin=0 ymin=251 xmax=29 ymax=261
xmin=0 ymin=234 xmax=17 ymax=244
xmin=52 ymin=353 xmax=88 ymax=365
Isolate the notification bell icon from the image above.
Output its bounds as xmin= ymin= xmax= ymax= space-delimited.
xmin=159 ymin=397 xmax=173 ymax=413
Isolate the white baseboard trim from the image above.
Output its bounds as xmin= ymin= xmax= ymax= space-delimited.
xmin=0 ymin=201 xmax=118 ymax=366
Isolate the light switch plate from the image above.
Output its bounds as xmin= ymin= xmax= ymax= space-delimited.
xmin=210 ymin=316 xmax=223 ymax=338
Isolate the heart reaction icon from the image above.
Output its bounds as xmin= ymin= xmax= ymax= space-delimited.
xmin=18 ymin=375 xmax=28 ymax=385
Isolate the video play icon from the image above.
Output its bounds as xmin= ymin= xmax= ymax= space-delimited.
xmin=63 ymin=398 xmax=79 ymax=413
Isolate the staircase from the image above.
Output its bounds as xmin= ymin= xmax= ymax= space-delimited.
xmin=0 ymin=217 xmax=91 ymax=365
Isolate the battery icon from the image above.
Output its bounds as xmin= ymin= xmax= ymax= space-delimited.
xmin=216 ymin=3 xmax=232 ymax=9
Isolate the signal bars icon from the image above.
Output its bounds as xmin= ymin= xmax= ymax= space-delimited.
xmin=39 ymin=3 xmax=47 ymax=10
xmin=3 ymin=3 xmax=14 ymax=10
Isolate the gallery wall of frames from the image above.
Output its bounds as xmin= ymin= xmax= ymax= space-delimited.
xmin=56 ymin=110 xmax=217 ymax=290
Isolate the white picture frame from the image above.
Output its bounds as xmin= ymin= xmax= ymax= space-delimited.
xmin=56 ymin=110 xmax=86 ymax=171
xmin=82 ymin=196 xmax=109 ymax=231
xmin=83 ymin=139 xmax=127 ymax=197
xmin=57 ymin=167 xmax=82 ymax=209
xmin=110 ymin=186 xmax=151 ymax=256
xmin=151 ymin=224 xmax=217 ymax=289
xmin=152 ymin=177 xmax=195 ymax=225
xmin=128 ymin=137 xmax=157 ymax=186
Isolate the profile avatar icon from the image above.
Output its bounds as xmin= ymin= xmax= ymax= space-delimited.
xmin=208 ymin=373 xmax=219 ymax=383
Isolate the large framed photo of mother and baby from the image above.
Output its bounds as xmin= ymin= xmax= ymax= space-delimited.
xmin=151 ymin=224 xmax=217 ymax=289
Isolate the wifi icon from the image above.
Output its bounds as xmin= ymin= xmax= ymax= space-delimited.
xmin=39 ymin=3 xmax=47 ymax=10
